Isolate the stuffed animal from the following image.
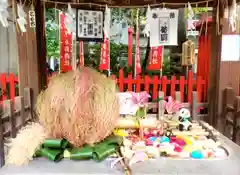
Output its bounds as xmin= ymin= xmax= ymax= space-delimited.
xmin=178 ymin=108 xmax=192 ymax=131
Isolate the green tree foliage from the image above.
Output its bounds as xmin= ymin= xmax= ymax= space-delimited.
xmin=111 ymin=8 xmax=146 ymax=28
xmin=45 ymin=8 xmax=60 ymax=59
xmin=87 ymin=42 xmax=131 ymax=76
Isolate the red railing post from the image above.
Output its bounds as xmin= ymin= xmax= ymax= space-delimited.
xmin=119 ymin=69 xmax=124 ymax=92
xmin=170 ymin=76 xmax=176 ymax=99
xmin=179 ymin=76 xmax=185 ymax=102
xmin=161 ymin=76 xmax=167 ymax=98
xmin=0 ymin=73 xmax=7 ymax=101
xmin=136 ymin=75 xmax=141 ymax=92
xmin=152 ymin=76 xmax=159 ymax=100
xmin=127 ymin=73 xmax=133 ymax=91
xmin=144 ymin=75 xmax=150 ymax=92
xmin=196 ymin=76 xmax=202 ymax=102
xmin=8 ymin=73 xmax=16 ymax=104
xmin=187 ymin=70 xmax=193 ymax=102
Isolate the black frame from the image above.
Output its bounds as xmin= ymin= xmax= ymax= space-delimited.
xmin=76 ymin=8 xmax=105 ymax=42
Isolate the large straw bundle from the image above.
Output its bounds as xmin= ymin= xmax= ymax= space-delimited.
xmin=36 ymin=67 xmax=119 ymax=147
xmin=6 ymin=122 xmax=48 ymax=165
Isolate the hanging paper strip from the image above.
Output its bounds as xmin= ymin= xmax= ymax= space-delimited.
xmin=79 ymin=41 xmax=84 ymax=66
xmin=148 ymin=46 xmax=163 ymax=70
xmin=128 ymin=27 xmax=133 ymax=66
xmin=60 ymin=13 xmax=72 ymax=72
xmin=135 ymin=29 xmax=141 ymax=75
xmin=99 ymin=37 xmax=109 ymax=70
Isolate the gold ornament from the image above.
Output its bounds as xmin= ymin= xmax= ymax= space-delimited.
xmin=181 ymin=39 xmax=195 ymax=66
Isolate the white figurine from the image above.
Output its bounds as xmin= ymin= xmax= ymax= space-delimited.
xmin=178 ymin=108 xmax=192 ymax=131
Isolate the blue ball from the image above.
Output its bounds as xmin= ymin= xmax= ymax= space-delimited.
xmin=160 ymin=136 xmax=170 ymax=143
xmin=191 ymin=150 xmax=203 ymax=159
xmin=149 ymin=137 xmax=158 ymax=142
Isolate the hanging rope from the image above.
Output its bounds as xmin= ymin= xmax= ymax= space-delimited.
xmin=205 ymin=1 xmax=209 ymax=36
xmin=216 ymin=0 xmax=221 ymax=35
xmin=40 ymin=0 xmax=213 ymax=8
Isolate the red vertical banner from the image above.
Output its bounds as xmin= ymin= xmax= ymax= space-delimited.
xmin=79 ymin=41 xmax=84 ymax=66
xmin=60 ymin=13 xmax=72 ymax=72
xmin=99 ymin=37 xmax=109 ymax=70
xmin=148 ymin=46 xmax=163 ymax=70
xmin=128 ymin=27 xmax=133 ymax=67
xmin=135 ymin=29 xmax=141 ymax=75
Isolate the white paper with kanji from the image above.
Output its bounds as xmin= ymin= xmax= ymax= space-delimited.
xmin=150 ymin=9 xmax=179 ymax=47
xmin=77 ymin=9 xmax=103 ymax=40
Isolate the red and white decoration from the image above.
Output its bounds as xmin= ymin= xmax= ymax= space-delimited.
xmin=148 ymin=46 xmax=163 ymax=70
xmin=60 ymin=13 xmax=72 ymax=72
xmin=79 ymin=41 xmax=84 ymax=66
xmin=135 ymin=29 xmax=141 ymax=75
xmin=128 ymin=27 xmax=133 ymax=67
xmin=99 ymin=37 xmax=109 ymax=70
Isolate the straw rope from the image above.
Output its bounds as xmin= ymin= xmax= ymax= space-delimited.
xmin=40 ymin=0 xmax=214 ymax=8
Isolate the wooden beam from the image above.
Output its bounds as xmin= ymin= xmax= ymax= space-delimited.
xmin=35 ymin=0 xmax=47 ymax=91
xmin=208 ymin=0 xmax=222 ymax=127
xmin=15 ymin=2 xmax=40 ymax=106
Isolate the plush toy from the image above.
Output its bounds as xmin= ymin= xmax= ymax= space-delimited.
xmin=178 ymin=108 xmax=192 ymax=131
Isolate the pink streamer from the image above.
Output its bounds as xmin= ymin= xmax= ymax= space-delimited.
xmin=129 ymin=91 xmax=151 ymax=107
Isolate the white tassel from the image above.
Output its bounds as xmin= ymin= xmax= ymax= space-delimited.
xmin=17 ymin=3 xmax=27 ymax=32
xmin=0 ymin=0 xmax=9 ymax=27
xmin=229 ymin=0 xmax=237 ymax=32
xmin=65 ymin=3 xmax=75 ymax=34
xmin=187 ymin=2 xmax=195 ymax=31
xmin=187 ymin=2 xmax=194 ymax=19
xmin=104 ymin=5 xmax=111 ymax=38
xmin=143 ymin=5 xmax=151 ymax=37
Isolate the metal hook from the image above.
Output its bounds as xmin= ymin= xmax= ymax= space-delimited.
xmin=89 ymin=3 xmax=92 ymax=9
xmin=162 ymin=2 xmax=165 ymax=8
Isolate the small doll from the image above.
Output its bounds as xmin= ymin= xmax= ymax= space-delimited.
xmin=178 ymin=108 xmax=192 ymax=131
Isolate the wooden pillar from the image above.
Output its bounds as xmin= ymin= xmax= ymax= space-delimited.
xmin=208 ymin=0 xmax=223 ymax=127
xmin=35 ymin=0 xmax=47 ymax=91
xmin=15 ymin=3 xmax=40 ymax=106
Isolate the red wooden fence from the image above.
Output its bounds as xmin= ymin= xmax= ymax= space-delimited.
xmin=0 ymin=73 xmax=18 ymax=102
xmin=1 ymin=70 xmax=206 ymax=103
xmin=112 ymin=69 xmax=205 ymax=103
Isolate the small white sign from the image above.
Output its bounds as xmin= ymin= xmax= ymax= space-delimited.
xmin=117 ymin=92 xmax=138 ymax=115
xmin=187 ymin=30 xmax=199 ymax=36
xmin=221 ymin=35 xmax=240 ymax=61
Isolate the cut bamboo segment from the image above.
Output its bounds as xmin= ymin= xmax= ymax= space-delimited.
xmin=116 ymin=118 xmax=159 ymax=128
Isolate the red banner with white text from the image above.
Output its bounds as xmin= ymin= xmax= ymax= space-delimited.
xmin=135 ymin=29 xmax=141 ymax=75
xmin=148 ymin=46 xmax=163 ymax=70
xmin=99 ymin=37 xmax=109 ymax=70
xmin=79 ymin=41 xmax=84 ymax=66
xmin=128 ymin=27 xmax=133 ymax=67
xmin=60 ymin=13 xmax=72 ymax=72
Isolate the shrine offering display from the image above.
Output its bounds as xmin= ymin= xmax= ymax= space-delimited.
xmin=5 ymin=75 xmax=228 ymax=169
xmin=76 ymin=9 xmax=104 ymax=42
xmin=115 ymin=93 xmax=228 ymax=166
